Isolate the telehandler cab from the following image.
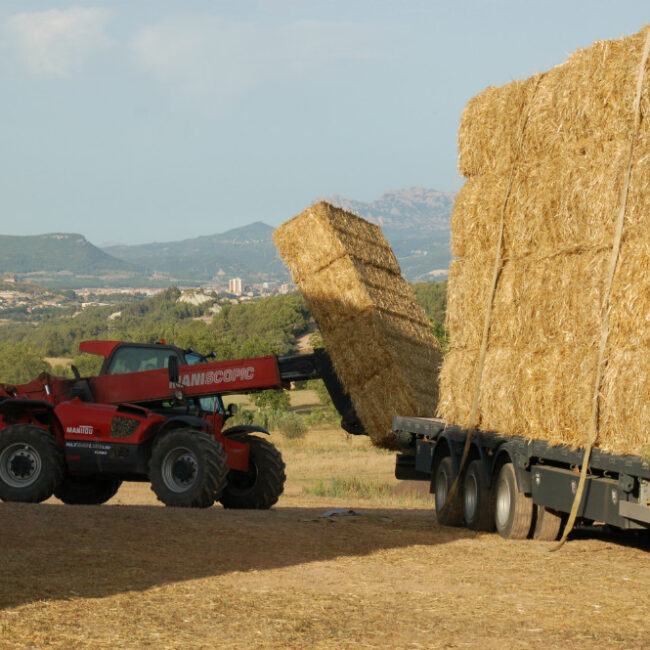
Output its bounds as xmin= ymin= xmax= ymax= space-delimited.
xmin=0 ymin=340 xmax=363 ymax=508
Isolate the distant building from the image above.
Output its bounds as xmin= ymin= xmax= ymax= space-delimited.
xmin=279 ymin=283 xmax=295 ymax=295
xmin=229 ymin=277 xmax=243 ymax=296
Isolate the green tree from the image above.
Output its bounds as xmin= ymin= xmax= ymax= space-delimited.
xmin=0 ymin=341 xmax=50 ymax=384
xmin=251 ymin=389 xmax=290 ymax=411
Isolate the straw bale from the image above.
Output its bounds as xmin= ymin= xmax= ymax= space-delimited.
xmin=273 ymin=201 xmax=400 ymax=281
xmin=442 ymin=249 xmax=650 ymax=350
xmin=524 ymin=33 xmax=645 ymax=154
xmin=442 ymin=25 xmax=650 ymax=458
xmin=600 ymin=347 xmax=650 ymax=456
xmin=274 ymin=201 xmax=442 ymax=448
xmin=450 ymin=173 xmax=509 ymax=258
xmin=440 ymin=345 xmax=650 ymax=457
xmin=451 ymin=146 xmax=636 ymax=261
xmin=349 ymin=368 xmax=439 ymax=449
xmin=458 ymin=77 xmax=539 ymax=177
xmin=297 ymin=256 xmax=427 ymax=331
xmin=459 ymin=28 xmax=650 ymax=178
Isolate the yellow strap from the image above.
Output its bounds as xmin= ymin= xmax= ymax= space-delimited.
xmin=552 ymin=28 xmax=650 ymax=550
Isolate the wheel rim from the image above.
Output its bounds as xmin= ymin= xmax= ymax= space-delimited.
xmin=0 ymin=443 xmax=42 ymax=488
xmin=495 ymin=474 xmax=511 ymax=529
xmin=435 ymin=465 xmax=449 ymax=511
xmin=161 ymin=447 xmax=199 ymax=493
xmin=465 ymin=473 xmax=479 ymax=522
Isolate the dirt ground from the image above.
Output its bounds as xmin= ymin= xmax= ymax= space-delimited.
xmin=1 ymin=428 xmax=649 ymax=649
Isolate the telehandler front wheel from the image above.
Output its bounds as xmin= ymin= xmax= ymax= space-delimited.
xmin=149 ymin=429 xmax=229 ymax=508
xmin=0 ymin=424 xmax=64 ymax=503
xmin=55 ymin=476 xmax=122 ymax=505
xmin=219 ymin=436 xmax=286 ymax=509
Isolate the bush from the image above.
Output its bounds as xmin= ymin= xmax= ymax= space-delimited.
xmin=305 ymin=409 xmax=339 ymax=427
xmin=251 ymin=389 xmax=290 ymax=411
xmin=276 ymin=412 xmax=308 ymax=440
xmin=227 ymin=409 xmax=255 ymax=427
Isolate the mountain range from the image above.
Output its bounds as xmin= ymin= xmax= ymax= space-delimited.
xmin=0 ymin=187 xmax=454 ymax=289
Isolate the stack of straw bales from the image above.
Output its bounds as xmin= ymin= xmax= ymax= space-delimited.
xmin=439 ymin=26 xmax=650 ymax=457
xmin=274 ymin=202 xmax=443 ymax=448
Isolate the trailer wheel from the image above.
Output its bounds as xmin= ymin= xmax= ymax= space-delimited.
xmin=150 ymin=429 xmax=228 ymax=508
xmin=219 ymin=436 xmax=286 ymax=509
xmin=433 ymin=457 xmax=464 ymax=526
xmin=532 ymin=505 xmax=563 ymax=541
xmin=0 ymin=425 xmax=63 ymax=503
xmin=55 ymin=476 xmax=122 ymax=505
xmin=495 ymin=462 xmax=534 ymax=539
xmin=463 ymin=460 xmax=495 ymax=531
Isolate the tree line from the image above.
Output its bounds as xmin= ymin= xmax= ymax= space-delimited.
xmin=0 ymin=283 xmax=446 ymax=385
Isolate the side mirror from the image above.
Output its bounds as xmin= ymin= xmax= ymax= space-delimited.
xmin=227 ymin=403 xmax=239 ymax=416
xmin=168 ymin=356 xmax=179 ymax=384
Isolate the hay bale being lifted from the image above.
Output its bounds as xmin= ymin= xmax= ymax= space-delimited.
xmin=274 ymin=202 xmax=443 ymax=448
xmin=439 ymin=25 xmax=650 ymax=457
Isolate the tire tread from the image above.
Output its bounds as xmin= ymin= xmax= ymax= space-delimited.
xmin=150 ymin=429 xmax=229 ymax=508
xmin=0 ymin=424 xmax=63 ymax=503
xmin=220 ymin=436 xmax=285 ymax=509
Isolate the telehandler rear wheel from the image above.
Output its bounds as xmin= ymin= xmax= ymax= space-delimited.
xmin=219 ymin=436 xmax=286 ymax=509
xmin=0 ymin=424 xmax=63 ymax=503
xmin=149 ymin=429 xmax=228 ymax=508
xmin=55 ymin=476 xmax=122 ymax=505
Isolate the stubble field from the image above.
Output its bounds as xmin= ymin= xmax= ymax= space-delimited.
xmin=1 ymin=393 xmax=649 ymax=648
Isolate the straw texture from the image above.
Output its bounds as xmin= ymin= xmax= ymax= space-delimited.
xmin=440 ymin=26 xmax=650 ymax=457
xmin=274 ymin=201 xmax=443 ymax=448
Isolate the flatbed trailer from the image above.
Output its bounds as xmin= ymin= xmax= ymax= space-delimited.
xmin=393 ymin=416 xmax=650 ymax=540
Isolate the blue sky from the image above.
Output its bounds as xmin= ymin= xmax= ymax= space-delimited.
xmin=1 ymin=1 xmax=648 ymax=244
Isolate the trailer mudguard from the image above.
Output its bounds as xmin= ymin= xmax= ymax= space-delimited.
xmin=494 ymin=443 xmax=532 ymax=495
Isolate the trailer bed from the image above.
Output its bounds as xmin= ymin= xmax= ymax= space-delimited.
xmin=393 ymin=415 xmax=650 ymax=534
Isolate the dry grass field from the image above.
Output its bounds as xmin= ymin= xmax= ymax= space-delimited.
xmin=1 ymin=392 xmax=649 ymax=648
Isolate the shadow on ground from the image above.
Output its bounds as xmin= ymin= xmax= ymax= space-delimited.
xmin=2 ymin=502 xmax=647 ymax=611
xmin=0 ymin=502 xmax=465 ymax=609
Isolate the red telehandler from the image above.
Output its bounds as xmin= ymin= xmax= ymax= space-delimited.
xmin=0 ymin=340 xmax=363 ymax=508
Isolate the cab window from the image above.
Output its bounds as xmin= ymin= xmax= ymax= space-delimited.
xmin=107 ymin=347 xmax=181 ymax=374
xmin=185 ymin=352 xmax=225 ymax=415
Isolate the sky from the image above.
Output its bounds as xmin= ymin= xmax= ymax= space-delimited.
xmin=1 ymin=1 xmax=648 ymax=245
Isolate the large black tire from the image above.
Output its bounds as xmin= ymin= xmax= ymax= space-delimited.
xmin=495 ymin=462 xmax=534 ymax=539
xmin=532 ymin=505 xmax=563 ymax=541
xmin=463 ymin=459 xmax=496 ymax=531
xmin=0 ymin=424 xmax=64 ymax=503
xmin=149 ymin=429 xmax=228 ymax=508
xmin=433 ymin=456 xmax=465 ymax=526
xmin=55 ymin=476 xmax=122 ymax=505
xmin=219 ymin=436 xmax=286 ymax=509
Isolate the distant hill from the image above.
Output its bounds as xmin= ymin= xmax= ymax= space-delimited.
xmin=0 ymin=233 xmax=131 ymax=275
xmin=322 ymin=186 xmax=454 ymax=233
xmin=0 ymin=233 xmax=144 ymax=287
xmin=1 ymin=187 xmax=453 ymax=287
xmin=103 ymin=222 xmax=288 ymax=285
xmin=323 ymin=187 xmax=454 ymax=281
